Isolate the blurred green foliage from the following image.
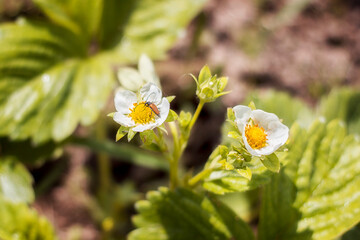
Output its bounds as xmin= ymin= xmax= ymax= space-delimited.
xmin=319 ymin=88 xmax=360 ymax=134
xmin=0 ymin=157 xmax=34 ymax=203
xmin=0 ymin=0 xmax=206 ymax=144
xmin=0 ymin=197 xmax=57 ymax=240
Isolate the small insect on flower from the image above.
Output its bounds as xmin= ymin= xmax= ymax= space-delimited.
xmin=144 ymin=101 xmax=160 ymax=117
xmin=112 ymin=83 xmax=169 ymax=132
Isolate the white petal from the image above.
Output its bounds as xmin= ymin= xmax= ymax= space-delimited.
xmin=132 ymin=122 xmax=158 ymax=132
xmin=242 ymin=109 xmax=289 ymax=157
xmin=140 ymin=82 xmax=162 ymax=105
xmin=114 ymin=90 xmax=137 ymax=114
xmin=233 ymin=105 xmax=252 ymax=133
xmin=155 ymin=97 xmax=170 ymax=126
xmin=113 ymin=112 xmax=135 ymax=127
xmin=138 ymin=54 xmax=160 ymax=87
xmin=266 ymin=122 xmax=289 ymax=148
xmin=251 ymin=110 xmax=279 ymax=128
xmin=117 ymin=67 xmax=144 ymax=91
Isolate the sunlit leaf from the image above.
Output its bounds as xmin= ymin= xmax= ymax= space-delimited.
xmin=203 ymin=155 xmax=278 ymax=195
xmin=34 ymin=0 xmax=102 ymax=40
xmin=129 ymin=187 xmax=254 ymax=240
xmin=258 ymin=120 xmax=360 ymax=240
xmin=102 ymin=0 xmax=207 ymax=62
xmin=261 ymin=153 xmax=280 ymax=173
xmin=0 ymin=20 xmax=111 ymax=143
xmin=244 ymin=90 xmax=314 ymax=128
xmin=0 ymin=157 xmax=34 ymax=203
xmin=319 ymin=87 xmax=360 ymax=134
xmin=0 ymin=0 xmax=206 ymax=144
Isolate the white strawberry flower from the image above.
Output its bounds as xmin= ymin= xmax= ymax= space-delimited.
xmin=113 ymin=83 xmax=170 ymax=132
xmin=233 ymin=105 xmax=289 ymax=157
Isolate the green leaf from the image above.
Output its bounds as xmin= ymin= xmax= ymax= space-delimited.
xmin=203 ymin=155 xmax=277 ymax=194
xmin=341 ymin=224 xmax=360 ymax=240
xmin=258 ymin=120 xmax=360 ymax=240
xmin=103 ymin=0 xmax=207 ymax=62
xmin=244 ymin=90 xmax=314 ymax=128
xmin=34 ymin=0 xmax=103 ymax=40
xmin=0 ymin=197 xmax=57 ymax=240
xmin=0 ymin=51 xmax=114 ymax=143
xmin=0 ymin=0 xmax=205 ymax=144
xmin=261 ymin=153 xmax=280 ymax=172
xmin=0 ymin=157 xmax=34 ymax=203
xmin=319 ymin=87 xmax=360 ymax=134
xmin=128 ymin=187 xmax=254 ymax=240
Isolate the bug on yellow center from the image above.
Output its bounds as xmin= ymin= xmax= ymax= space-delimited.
xmin=144 ymin=101 xmax=160 ymax=117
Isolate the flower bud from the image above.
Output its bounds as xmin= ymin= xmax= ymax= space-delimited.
xmin=192 ymin=65 xmax=230 ymax=102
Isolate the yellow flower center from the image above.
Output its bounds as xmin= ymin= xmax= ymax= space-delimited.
xmin=128 ymin=101 xmax=156 ymax=125
xmin=245 ymin=123 xmax=267 ymax=149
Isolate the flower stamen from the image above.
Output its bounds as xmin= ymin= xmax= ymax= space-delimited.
xmin=128 ymin=101 xmax=156 ymax=125
xmin=245 ymin=123 xmax=267 ymax=149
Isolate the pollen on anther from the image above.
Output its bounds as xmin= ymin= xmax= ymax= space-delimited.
xmin=245 ymin=123 xmax=267 ymax=149
xmin=128 ymin=101 xmax=156 ymax=125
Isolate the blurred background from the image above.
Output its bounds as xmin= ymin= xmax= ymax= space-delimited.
xmin=0 ymin=0 xmax=359 ymax=239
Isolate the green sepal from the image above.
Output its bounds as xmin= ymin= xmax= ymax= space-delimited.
xmin=127 ymin=129 xmax=136 ymax=142
xmin=227 ymin=151 xmax=240 ymax=164
xmin=217 ymin=76 xmax=228 ymax=92
xmin=165 ymin=110 xmax=178 ymax=122
xmin=261 ymin=153 xmax=280 ymax=172
xmin=228 ymin=131 xmax=242 ymax=140
xmin=157 ymin=126 xmax=168 ymax=135
xmin=214 ymin=91 xmax=231 ymax=98
xmin=198 ymin=64 xmax=211 ymax=84
xmin=107 ymin=112 xmax=115 ymax=118
xmin=116 ymin=126 xmax=128 ymax=142
xmin=166 ymin=95 xmax=176 ymax=103
xmin=139 ymin=130 xmax=155 ymax=145
xmin=248 ymin=101 xmax=256 ymax=110
xmin=227 ymin=107 xmax=236 ymax=121
xmin=200 ymin=87 xmax=214 ymax=101
xmin=218 ymin=145 xmax=229 ymax=159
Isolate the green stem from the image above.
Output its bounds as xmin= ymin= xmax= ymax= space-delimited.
xmin=167 ymin=100 xmax=206 ymax=189
xmin=168 ymin=122 xmax=180 ymax=189
xmin=188 ymin=99 xmax=205 ymax=132
xmin=95 ymin=115 xmax=112 ymax=197
xmin=188 ymin=168 xmax=215 ymax=187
